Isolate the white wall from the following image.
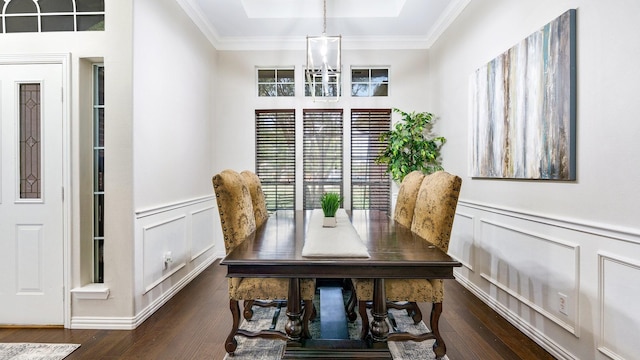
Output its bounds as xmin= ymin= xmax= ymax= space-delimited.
xmin=130 ymin=0 xmax=218 ymax=325
xmin=429 ymin=1 xmax=640 ymax=359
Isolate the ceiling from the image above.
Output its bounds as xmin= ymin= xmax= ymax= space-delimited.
xmin=175 ymin=0 xmax=470 ymax=50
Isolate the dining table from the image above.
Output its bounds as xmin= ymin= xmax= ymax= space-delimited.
xmin=221 ymin=209 xmax=461 ymax=359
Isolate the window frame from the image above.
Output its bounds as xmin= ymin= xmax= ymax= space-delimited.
xmin=351 ymin=67 xmax=389 ymax=97
xmin=256 ymin=67 xmax=296 ymax=97
xmin=302 ymin=109 xmax=343 ymax=209
xmin=255 ymin=109 xmax=296 ymax=210
xmin=351 ymin=109 xmax=391 ymax=212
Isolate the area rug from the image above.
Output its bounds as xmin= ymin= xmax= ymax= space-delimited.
xmin=0 ymin=343 xmax=79 ymax=360
xmin=222 ymin=300 xmax=449 ymax=360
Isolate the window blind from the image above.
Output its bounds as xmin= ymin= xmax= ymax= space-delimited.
xmin=255 ymin=110 xmax=296 ymax=210
xmin=351 ymin=109 xmax=391 ymax=212
xmin=303 ymin=109 xmax=343 ymax=209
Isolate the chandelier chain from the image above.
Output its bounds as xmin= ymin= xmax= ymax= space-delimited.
xmin=323 ymin=0 xmax=327 ymax=34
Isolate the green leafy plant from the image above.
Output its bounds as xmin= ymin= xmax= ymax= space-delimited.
xmin=320 ymin=192 xmax=343 ymax=217
xmin=375 ymin=108 xmax=446 ymax=182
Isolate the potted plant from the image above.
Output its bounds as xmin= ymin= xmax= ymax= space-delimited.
xmin=375 ymin=108 xmax=446 ymax=182
xmin=320 ymin=192 xmax=342 ymax=227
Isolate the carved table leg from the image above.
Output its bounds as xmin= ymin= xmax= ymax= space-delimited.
xmin=285 ymin=277 xmax=303 ymax=341
xmin=370 ymin=278 xmax=390 ymax=342
xmin=431 ymin=302 xmax=446 ymax=359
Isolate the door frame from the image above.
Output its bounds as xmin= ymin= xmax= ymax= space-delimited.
xmin=0 ymin=53 xmax=71 ymax=327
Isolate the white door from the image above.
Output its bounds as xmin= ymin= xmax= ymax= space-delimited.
xmin=0 ymin=63 xmax=64 ymax=325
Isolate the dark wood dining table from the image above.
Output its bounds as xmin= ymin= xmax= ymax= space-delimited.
xmin=221 ymin=209 xmax=461 ymax=359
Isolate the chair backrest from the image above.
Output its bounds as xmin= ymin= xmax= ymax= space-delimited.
xmin=240 ymin=170 xmax=269 ymax=228
xmin=212 ymin=169 xmax=257 ymax=255
xmin=411 ymin=171 xmax=462 ymax=252
xmin=393 ymin=170 xmax=426 ymax=228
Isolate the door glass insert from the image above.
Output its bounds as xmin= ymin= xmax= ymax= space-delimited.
xmin=19 ymin=83 xmax=41 ymax=199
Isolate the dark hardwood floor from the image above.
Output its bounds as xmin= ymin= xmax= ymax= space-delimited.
xmin=0 ymin=260 xmax=555 ymax=359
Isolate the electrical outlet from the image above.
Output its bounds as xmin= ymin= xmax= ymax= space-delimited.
xmin=558 ymin=292 xmax=568 ymax=315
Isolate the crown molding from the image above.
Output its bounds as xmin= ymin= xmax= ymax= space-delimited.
xmin=176 ymin=0 xmax=470 ymax=51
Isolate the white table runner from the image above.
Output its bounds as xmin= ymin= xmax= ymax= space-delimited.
xmin=301 ymin=209 xmax=370 ymax=258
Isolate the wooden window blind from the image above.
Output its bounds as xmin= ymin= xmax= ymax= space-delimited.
xmin=351 ymin=109 xmax=391 ymax=212
xmin=303 ymin=109 xmax=343 ymax=209
xmin=255 ymin=110 xmax=296 ymax=210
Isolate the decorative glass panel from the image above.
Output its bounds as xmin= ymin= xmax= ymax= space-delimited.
xmin=5 ymin=16 xmax=38 ymax=32
xmin=41 ymin=15 xmax=74 ymax=31
xmin=1 ymin=0 xmax=104 ymax=33
xmin=19 ymin=83 xmax=41 ymax=199
xmin=76 ymin=0 xmax=104 ymax=12
xmin=39 ymin=0 xmax=74 ymax=12
xmin=77 ymin=15 xmax=104 ymax=31
xmin=5 ymin=0 xmax=37 ymax=14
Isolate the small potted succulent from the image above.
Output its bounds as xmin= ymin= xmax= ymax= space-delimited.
xmin=320 ymin=192 xmax=342 ymax=227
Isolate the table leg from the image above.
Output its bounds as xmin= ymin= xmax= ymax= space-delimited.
xmin=370 ymin=278 xmax=390 ymax=342
xmin=285 ymin=277 xmax=303 ymax=341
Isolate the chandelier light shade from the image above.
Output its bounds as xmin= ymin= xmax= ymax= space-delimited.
xmin=306 ymin=0 xmax=341 ymax=101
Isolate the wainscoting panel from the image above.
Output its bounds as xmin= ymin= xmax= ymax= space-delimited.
xmin=133 ymin=196 xmax=217 ymax=321
xmin=142 ymin=215 xmax=187 ymax=293
xmin=450 ymin=212 xmax=475 ymax=271
xmin=190 ymin=206 xmax=216 ymax=261
xmin=454 ymin=200 xmax=640 ymax=360
xmin=478 ymin=219 xmax=579 ymax=334
xmin=598 ymin=252 xmax=640 ymax=360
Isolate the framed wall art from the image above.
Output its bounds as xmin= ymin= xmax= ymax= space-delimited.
xmin=470 ymin=9 xmax=576 ymax=180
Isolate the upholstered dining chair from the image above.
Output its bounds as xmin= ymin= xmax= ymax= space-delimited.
xmin=345 ymin=170 xmax=425 ymax=319
xmin=212 ymin=169 xmax=316 ymax=355
xmin=351 ymin=170 xmax=462 ymax=346
xmin=393 ymin=170 xmax=426 ymax=228
xmin=240 ymin=170 xmax=269 ymax=228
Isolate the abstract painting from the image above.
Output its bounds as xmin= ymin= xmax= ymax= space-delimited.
xmin=471 ymin=9 xmax=576 ymax=180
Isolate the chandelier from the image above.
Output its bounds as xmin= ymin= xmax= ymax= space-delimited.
xmin=306 ymin=0 xmax=341 ymax=101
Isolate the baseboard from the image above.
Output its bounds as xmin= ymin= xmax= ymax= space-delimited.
xmin=454 ymin=276 xmax=578 ymax=360
xmin=70 ymin=256 xmax=217 ymax=330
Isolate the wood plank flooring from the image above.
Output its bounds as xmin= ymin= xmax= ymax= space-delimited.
xmin=0 ymin=260 xmax=555 ymax=359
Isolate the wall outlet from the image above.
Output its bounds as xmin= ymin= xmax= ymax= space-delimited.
xmin=558 ymin=292 xmax=568 ymax=315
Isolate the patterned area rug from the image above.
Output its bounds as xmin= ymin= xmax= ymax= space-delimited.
xmin=0 ymin=343 xmax=79 ymax=360
xmin=223 ymin=299 xmax=449 ymax=360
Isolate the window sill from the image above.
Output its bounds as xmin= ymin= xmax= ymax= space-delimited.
xmin=71 ymin=283 xmax=110 ymax=300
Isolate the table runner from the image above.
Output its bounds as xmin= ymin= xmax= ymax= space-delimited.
xmin=301 ymin=209 xmax=370 ymax=258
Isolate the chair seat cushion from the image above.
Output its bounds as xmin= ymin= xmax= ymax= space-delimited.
xmin=230 ymin=278 xmax=316 ymax=301
xmin=352 ymin=278 xmax=444 ymax=303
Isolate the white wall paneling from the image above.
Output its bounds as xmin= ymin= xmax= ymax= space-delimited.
xmin=450 ymin=212 xmax=475 ymax=271
xmin=453 ymin=201 xmax=640 ymax=359
xmin=134 ymin=196 xmax=217 ymax=323
xmin=190 ymin=206 xmax=216 ymax=261
xmin=598 ymin=252 xmax=640 ymax=360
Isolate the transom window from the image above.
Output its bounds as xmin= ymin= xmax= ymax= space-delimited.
xmin=257 ymin=68 xmax=295 ymax=97
xmin=1 ymin=0 xmax=104 ymax=33
xmin=351 ymin=68 xmax=389 ymax=97
xmin=304 ymin=68 xmax=341 ymax=99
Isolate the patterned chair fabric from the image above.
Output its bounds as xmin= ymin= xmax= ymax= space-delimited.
xmin=411 ymin=170 xmax=462 ymax=253
xmin=240 ymin=170 xmax=269 ymax=228
xmin=212 ymin=169 xmax=315 ymax=301
xmin=352 ymin=170 xmax=462 ymax=304
xmin=393 ymin=170 xmax=425 ymax=228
